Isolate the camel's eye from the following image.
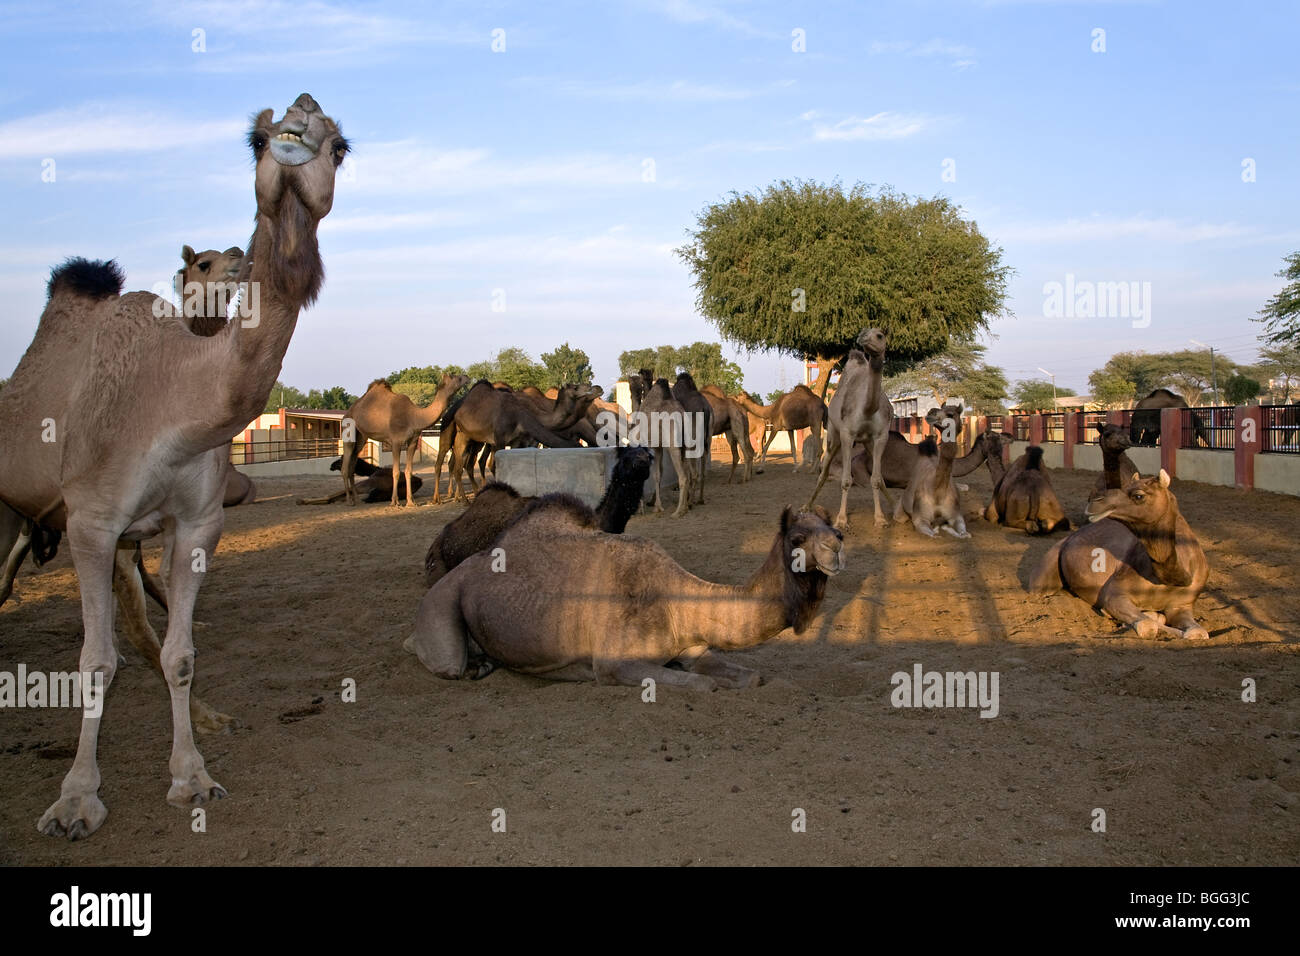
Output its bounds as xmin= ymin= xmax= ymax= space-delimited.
xmin=1132 ymin=493 xmax=1145 ymax=502
xmin=198 ymin=261 xmax=210 ymax=273
xmin=251 ymin=131 xmax=268 ymax=155
xmin=331 ymin=138 xmax=350 ymax=166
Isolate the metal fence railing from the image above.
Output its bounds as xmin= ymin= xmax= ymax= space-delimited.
xmin=229 ymin=438 xmax=341 ymax=464
xmin=1181 ymin=406 xmax=1234 ymax=450
xmin=1043 ymin=412 xmax=1065 ymax=443
xmin=1074 ymin=411 xmax=1108 ymax=444
xmin=1262 ymin=405 xmax=1300 ymax=454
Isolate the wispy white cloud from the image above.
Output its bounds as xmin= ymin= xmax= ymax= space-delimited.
xmin=638 ymin=0 xmax=771 ymax=38
xmin=0 ymin=103 xmax=242 ymax=158
xmin=869 ymin=37 xmax=977 ymax=69
xmin=809 ymin=111 xmax=934 ymax=142
xmin=994 ymin=216 xmax=1252 ymax=243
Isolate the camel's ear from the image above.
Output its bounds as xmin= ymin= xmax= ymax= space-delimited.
xmin=224 ymin=246 xmax=244 ymax=258
xmin=780 ymin=506 xmax=795 ymax=536
xmin=813 ymin=505 xmax=833 ymax=526
xmin=1158 ymin=469 xmax=1171 ymax=488
xmin=181 ymin=245 xmax=195 ymax=265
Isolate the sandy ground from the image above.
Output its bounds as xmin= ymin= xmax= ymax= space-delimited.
xmin=1 ymin=454 xmax=1297 ymax=866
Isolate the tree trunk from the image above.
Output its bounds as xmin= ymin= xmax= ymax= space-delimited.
xmin=812 ymin=355 xmax=839 ymax=400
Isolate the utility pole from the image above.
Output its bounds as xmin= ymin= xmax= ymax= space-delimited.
xmin=1190 ymin=340 xmax=1218 ymax=405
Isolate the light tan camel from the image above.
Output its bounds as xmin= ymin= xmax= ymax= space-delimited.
xmin=0 ymin=93 xmax=346 ymax=839
xmin=733 ymin=384 xmax=826 ymax=472
xmin=173 ymin=244 xmax=258 ymax=508
xmin=894 ymin=404 xmax=970 ymax=538
xmin=700 ymin=384 xmax=755 ymax=483
xmin=405 ymin=499 xmax=844 ymax=688
xmin=1032 ymin=470 xmax=1209 ymax=640
xmin=638 ymin=377 xmax=692 ymax=517
xmin=807 ymin=328 xmax=893 ymax=529
xmin=342 ymin=373 xmax=469 ymax=507
xmin=983 ymin=445 xmax=1070 ymax=534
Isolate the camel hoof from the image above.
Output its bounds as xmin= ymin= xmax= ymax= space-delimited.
xmin=38 ymin=793 xmax=108 ymax=840
xmin=1131 ymin=618 xmax=1161 ymax=640
xmin=167 ymin=774 xmax=227 ymax=808
xmin=1182 ymin=627 xmax=1210 ymax=641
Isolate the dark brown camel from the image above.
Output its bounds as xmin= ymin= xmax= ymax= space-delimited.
xmin=1031 ymin=469 xmax=1209 ymax=640
xmin=984 ymin=445 xmax=1070 ymax=534
xmin=700 ymin=384 xmax=756 ymax=482
xmin=298 ymin=457 xmax=423 ymax=505
xmin=424 ymin=444 xmax=654 ymax=585
xmin=1093 ymin=423 xmax=1137 ymax=497
xmin=671 ymin=373 xmax=714 ymax=504
xmin=1130 ymin=388 xmax=1209 ymax=447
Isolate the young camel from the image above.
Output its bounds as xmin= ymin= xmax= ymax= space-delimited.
xmin=405 ymin=500 xmax=844 ymax=689
xmin=700 ymin=383 xmax=755 ymax=483
xmin=638 ymin=378 xmax=693 ymax=517
xmin=894 ymin=405 xmax=970 ymax=538
xmin=342 ymin=373 xmax=469 ymax=507
xmin=423 ymin=444 xmax=654 ymax=585
xmin=1031 ymin=470 xmax=1209 ymax=640
xmin=807 ymin=328 xmax=893 ymax=530
xmin=984 ymin=445 xmax=1070 ymax=534
xmin=0 ymin=94 xmax=346 ymax=839
xmin=733 ymin=384 xmax=826 ymax=472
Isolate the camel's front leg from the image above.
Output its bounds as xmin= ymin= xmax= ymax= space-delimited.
xmin=868 ymin=432 xmax=895 ymax=528
xmin=595 ymin=657 xmax=716 ymax=692
xmin=160 ymin=512 xmax=227 ymax=808
xmin=404 ymin=439 xmax=418 ymax=507
xmin=669 ymin=447 xmax=690 ymax=517
xmin=1164 ymin=604 xmax=1209 ymax=641
xmin=112 ymin=548 xmax=235 ymax=735
xmin=389 ymin=448 xmax=403 ymax=507
xmin=38 ymin=521 xmax=119 ymax=839
xmin=674 ymin=646 xmax=759 ymax=689
xmin=942 ymin=517 xmax=971 ymax=539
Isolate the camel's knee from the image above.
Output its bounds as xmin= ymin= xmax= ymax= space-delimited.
xmin=159 ymin=644 xmax=195 ymax=689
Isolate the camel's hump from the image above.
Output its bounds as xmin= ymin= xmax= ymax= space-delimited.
xmin=47 ymin=257 xmax=125 ymax=301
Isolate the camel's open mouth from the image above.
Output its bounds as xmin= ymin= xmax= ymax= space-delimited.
xmin=1087 ymin=509 xmax=1114 ymax=522
xmin=270 ymin=131 xmax=318 ymax=166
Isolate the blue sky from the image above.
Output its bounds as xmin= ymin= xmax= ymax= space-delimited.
xmin=1 ymin=0 xmax=1296 ymax=399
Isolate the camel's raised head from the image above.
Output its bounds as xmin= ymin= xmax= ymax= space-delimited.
xmin=855 ymin=327 xmax=888 ymax=357
xmin=249 ymin=94 xmax=348 ymax=222
xmin=1086 ymin=469 xmax=1176 ymax=526
xmin=175 ymin=245 xmax=244 ymax=299
xmin=783 ymin=505 xmax=845 ymax=577
xmin=675 ymin=371 xmax=698 ymax=390
xmin=442 ymin=372 xmax=471 ymax=394
xmin=924 ymin=403 xmax=964 ymax=441
xmin=975 ymin=429 xmax=1013 ymax=455
xmin=1094 ymin=422 xmax=1132 ymax=452
xmin=612 ymin=444 xmax=654 ymax=484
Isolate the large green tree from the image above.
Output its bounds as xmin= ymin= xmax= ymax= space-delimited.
xmin=1257 ymin=251 xmax=1300 ymax=344
xmin=676 ymin=181 xmax=1012 ymax=381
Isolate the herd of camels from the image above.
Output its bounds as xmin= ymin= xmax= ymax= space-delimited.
xmin=0 ymin=95 xmax=1211 ymax=840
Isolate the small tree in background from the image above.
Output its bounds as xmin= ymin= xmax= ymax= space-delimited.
xmin=618 ymin=342 xmax=744 ymax=394
xmin=1011 ymin=379 xmax=1073 ymax=411
xmin=1088 ymin=370 xmax=1137 ymax=409
xmin=883 ymin=340 xmax=1007 ymax=414
xmin=1255 ymin=343 xmax=1300 ymax=402
xmin=1224 ymin=373 xmax=1262 ymax=405
xmin=541 ymin=343 xmax=593 ymax=388
xmin=1256 ymin=251 xmax=1300 ymax=344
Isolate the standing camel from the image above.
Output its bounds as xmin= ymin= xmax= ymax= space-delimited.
xmin=342 ymin=373 xmax=469 ymax=507
xmin=0 ymin=93 xmax=347 ymax=839
xmin=807 ymin=328 xmax=893 ymax=529
xmin=700 ymin=384 xmax=755 ymax=483
xmin=672 ymin=372 xmax=714 ymax=504
xmin=638 ymin=378 xmax=692 ymax=517
xmin=733 ymin=384 xmax=827 ymax=472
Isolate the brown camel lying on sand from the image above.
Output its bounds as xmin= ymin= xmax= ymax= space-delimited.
xmin=406 ymin=500 xmax=844 ymax=689
xmin=894 ymin=405 xmax=970 ymax=538
xmin=837 ymin=417 xmax=994 ymax=489
xmin=984 ymin=445 xmax=1070 ymax=534
xmin=1031 ymin=469 xmax=1209 ymax=640
xmin=424 ymin=444 xmax=654 ymax=585
xmin=298 ymin=457 xmax=423 ymax=505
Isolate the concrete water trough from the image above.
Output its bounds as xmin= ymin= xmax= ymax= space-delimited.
xmin=493 ymin=445 xmax=679 ymax=507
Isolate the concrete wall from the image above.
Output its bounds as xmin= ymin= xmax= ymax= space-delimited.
xmin=1129 ymin=446 xmax=1162 ymax=476
xmin=1010 ymin=441 xmax=1063 ymax=468
xmin=1176 ymin=449 xmax=1235 ymax=486
xmin=1255 ymin=454 xmax=1300 ymax=496
xmin=495 ymin=447 xmax=619 ymax=508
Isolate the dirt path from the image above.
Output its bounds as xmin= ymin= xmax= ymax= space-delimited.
xmin=1 ymin=456 xmax=1296 ymax=865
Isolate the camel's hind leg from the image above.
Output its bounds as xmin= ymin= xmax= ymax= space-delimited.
xmin=1164 ymin=604 xmax=1209 ymax=641
xmin=112 ymin=548 xmax=235 ymax=734
xmin=866 ymin=431 xmax=894 ymax=528
xmin=806 ymin=427 xmax=840 ymax=516
xmin=37 ymin=519 xmax=119 ymax=839
xmin=1 ymin=508 xmax=32 ymax=607
xmin=404 ymin=578 xmax=495 ymax=679
xmin=668 ymin=446 xmax=690 ymax=518
xmin=403 ymin=437 xmax=419 ymax=506
xmin=341 ymin=438 xmax=361 ymax=506
xmin=675 ymin=646 xmax=759 ymax=689
xmin=595 ymin=657 xmax=716 ymax=692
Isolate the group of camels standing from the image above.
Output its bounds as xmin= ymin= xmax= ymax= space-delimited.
xmin=0 ymin=94 xmax=1211 ymax=843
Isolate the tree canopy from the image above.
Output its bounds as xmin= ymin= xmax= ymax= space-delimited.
xmin=618 ymin=341 xmax=745 ymax=394
xmin=1255 ymin=342 xmax=1300 ymax=402
xmin=1256 ymin=250 xmax=1300 ymax=344
xmin=1224 ymin=373 xmax=1262 ymax=405
xmin=262 ymin=381 xmax=358 ymax=413
xmin=676 ymin=180 xmax=1012 ymax=366
xmin=1011 ymin=379 xmax=1075 ymax=411
xmin=1087 ymin=350 xmax=1239 ymax=406
xmin=540 ymin=343 xmax=593 ymax=388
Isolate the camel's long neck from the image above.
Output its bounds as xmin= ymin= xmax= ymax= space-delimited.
xmin=1102 ymin=446 xmax=1126 ymax=490
xmin=416 ymin=388 xmax=458 ymax=430
xmin=208 ymin=207 xmax=322 ymax=439
xmin=951 ymin=439 xmax=988 ymax=477
xmin=672 ymin=534 xmax=817 ymax=650
xmin=740 ymin=397 xmax=776 ymax=420
xmin=983 ymin=445 xmax=1006 ymax=485
xmin=1133 ymin=505 xmax=1194 ymax=587
xmin=594 ymin=470 xmax=643 ymax=533
xmin=934 ymin=443 xmax=957 ymax=491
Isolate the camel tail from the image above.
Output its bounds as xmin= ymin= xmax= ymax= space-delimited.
xmin=46 ymin=257 xmax=124 ymax=301
xmin=1030 ymin=540 xmax=1065 ymax=593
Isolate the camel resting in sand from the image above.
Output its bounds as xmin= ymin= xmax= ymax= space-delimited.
xmin=894 ymin=405 xmax=969 ymax=538
xmin=298 ymin=457 xmax=423 ymax=505
xmin=1031 ymin=469 xmax=1209 ymax=640
xmin=984 ymin=445 xmax=1070 ymax=535
xmin=406 ymin=501 xmax=844 ymax=689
